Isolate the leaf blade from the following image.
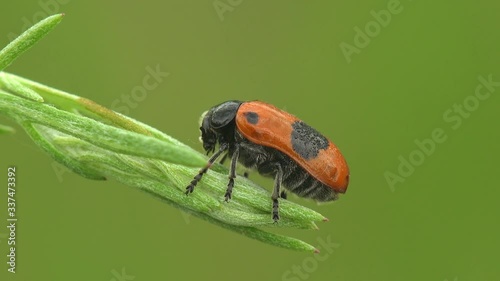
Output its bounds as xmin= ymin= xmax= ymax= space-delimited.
xmin=0 ymin=14 xmax=64 ymax=71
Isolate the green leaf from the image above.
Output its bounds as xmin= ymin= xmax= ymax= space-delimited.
xmin=0 ymin=73 xmax=44 ymax=102
xmin=0 ymin=76 xmax=327 ymax=252
xmin=0 ymin=14 xmax=64 ymax=71
xmin=0 ymin=14 xmax=328 ymax=252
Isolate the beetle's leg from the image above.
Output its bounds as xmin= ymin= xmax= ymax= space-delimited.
xmin=280 ymin=190 xmax=287 ymax=200
xmin=224 ymin=144 xmax=240 ymax=202
xmin=272 ymin=166 xmax=284 ymax=222
xmin=186 ymin=143 xmax=228 ymax=194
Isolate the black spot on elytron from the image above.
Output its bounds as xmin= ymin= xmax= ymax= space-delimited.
xmin=291 ymin=121 xmax=329 ymax=160
xmin=244 ymin=111 xmax=259 ymax=124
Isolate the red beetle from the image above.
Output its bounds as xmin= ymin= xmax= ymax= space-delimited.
xmin=186 ymin=101 xmax=349 ymax=221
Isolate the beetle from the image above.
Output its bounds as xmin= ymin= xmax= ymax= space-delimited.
xmin=185 ymin=100 xmax=349 ymax=221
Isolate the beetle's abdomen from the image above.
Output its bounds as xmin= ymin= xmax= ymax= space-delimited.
xmin=281 ymin=164 xmax=338 ymax=201
xmin=234 ymin=132 xmax=338 ymax=201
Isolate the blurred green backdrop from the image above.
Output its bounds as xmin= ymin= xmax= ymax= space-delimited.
xmin=0 ymin=1 xmax=498 ymax=281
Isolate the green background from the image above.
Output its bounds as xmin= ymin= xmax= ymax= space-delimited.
xmin=1 ymin=1 xmax=498 ymax=280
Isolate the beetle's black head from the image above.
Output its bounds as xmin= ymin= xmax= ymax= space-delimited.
xmin=199 ymin=100 xmax=243 ymax=154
